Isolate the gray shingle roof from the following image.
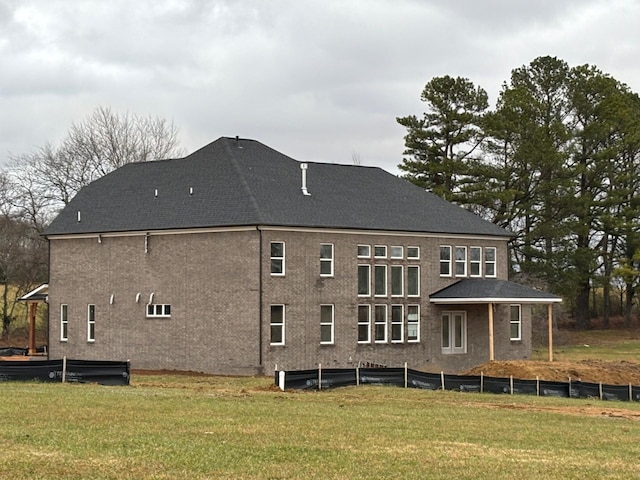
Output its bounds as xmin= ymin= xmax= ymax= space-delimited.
xmin=429 ymin=279 xmax=562 ymax=303
xmin=45 ymin=137 xmax=511 ymax=237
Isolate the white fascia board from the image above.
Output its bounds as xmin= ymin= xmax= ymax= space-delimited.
xmin=429 ymin=297 xmax=562 ymax=304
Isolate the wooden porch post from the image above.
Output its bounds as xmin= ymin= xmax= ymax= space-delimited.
xmin=28 ymin=302 xmax=37 ymax=356
xmin=488 ymin=302 xmax=495 ymax=361
xmin=548 ymin=303 xmax=554 ymax=362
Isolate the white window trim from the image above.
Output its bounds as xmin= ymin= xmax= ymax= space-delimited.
xmin=87 ymin=304 xmax=95 ymax=343
xmin=407 ymin=305 xmax=420 ymax=343
xmin=485 ymin=247 xmax=497 ymax=278
xmin=146 ymin=304 xmax=171 ymax=318
xmin=320 ymin=243 xmax=334 ymax=277
xmin=374 ymin=304 xmax=388 ymax=343
xmin=358 ymin=264 xmax=371 ymax=297
xmin=374 ymin=245 xmax=387 ymax=259
xmin=390 ymin=245 xmax=404 ymax=259
xmin=60 ymin=304 xmax=68 ymax=342
xmin=270 ymin=304 xmax=285 ymax=346
xmin=440 ymin=246 xmax=452 ymax=277
xmin=270 ymin=241 xmax=285 ymax=276
xmin=357 ymin=244 xmax=371 ymax=259
xmin=510 ymin=304 xmax=522 ymax=341
xmin=407 ymin=246 xmax=420 ymax=260
xmin=358 ymin=304 xmax=371 ymax=344
xmin=374 ymin=264 xmax=387 ymax=297
xmin=407 ymin=265 xmax=420 ymax=297
xmin=455 ymin=246 xmax=467 ymax=277
xmin=469 ymin=246 xmax=482 ymax=278
xmin=391 ymin=265 xmax=403 ymax=297
xmin=441 ymin=311 xmax=467 ymax=354
xmin=320 ymin=304 xmax=334 ymax=345
xmin=391 ymin=304 xmax=404 ymax=343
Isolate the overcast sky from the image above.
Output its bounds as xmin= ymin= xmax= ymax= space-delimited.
xmin=2 ymin=0 xmax=640 ymax=174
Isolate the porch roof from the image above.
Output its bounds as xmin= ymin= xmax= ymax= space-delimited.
xmin=429 ymin=279 xmax=562 ymax=304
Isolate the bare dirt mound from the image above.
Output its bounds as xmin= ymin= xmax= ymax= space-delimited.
xmin=465 ymin=359 xmax=640 ymax=385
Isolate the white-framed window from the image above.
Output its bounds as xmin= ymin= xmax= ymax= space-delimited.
xmin=407 ymin=266 xmax=420 ymax=297
xmin=270 ymin=305 xmax=285 ymax=346
xmin=407 ymin=305 xmax=420 ymax=342
xmin=440 ymin=246 xmax=452 ymax=276
xmin=485 ymin=247 xmax=497 ymax=277
xmin=442 ymin=312 xmax=467 ymax=354
xmin=374 ymin=245 xmax=387 ymax=259
xmin=391 ymin=305 xmax=403 ymax=343
xmin=374 ymin=265 xmax=387 ymax=297
xmin=358 ymin=304 xmax=371 ymax=344
xmin=320 ymin=304 xmax=334 ymax=345
xmin=358 ymin=264 xmax=371 ymax=296
xmin=510 ymin=304 xmax=522 ymax=341
xmin=270 ymin=241 xmax=285 ymax=276
xmin=470 ymin=246 xmax=482 ymax=277
xmin=60 ymin=304 xmax=68 ymax=342
xmin=374 ymin=305 xmax=387 ymax=343
xmin=391 ymin=265 xmax=403 ymax=296
xmin=407 ymin=246 xmax=420 ymax=260
xmin=357 ymin=244 xmax=371 ymax=258
xmin=455 ymin=246 xmax=467 ymax=277
xmin=390 ymin=246 xmax=403 ymax=259
xmin=320 ymin=243 xmax=334 ymax=277
xmin=147 ymin=304 xmax=171 ymax=318
xmin=87 ymin=304 xmax=95 ymax=342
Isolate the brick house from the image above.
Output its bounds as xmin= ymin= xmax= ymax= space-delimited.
xmin=44 ymin=136 xmax=561 ymax=375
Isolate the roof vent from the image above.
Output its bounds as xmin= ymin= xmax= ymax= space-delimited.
xmin=300 ymin=163 xmax=311 ymax=196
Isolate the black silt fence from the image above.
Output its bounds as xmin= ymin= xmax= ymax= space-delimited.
xmin=276 ymin=366 xmax=640 ymax=403
xmin=0 ymin=359 xmax=130 ymax=385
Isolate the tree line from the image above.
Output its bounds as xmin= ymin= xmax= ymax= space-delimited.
xmin=0 ymin=106 xmax=183 ymax=338
xmin=398 ymin=56 xmax=640 ymax=329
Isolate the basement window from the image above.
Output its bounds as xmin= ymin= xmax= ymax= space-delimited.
xmin=147 ymin=304 xmax=171 ymax=318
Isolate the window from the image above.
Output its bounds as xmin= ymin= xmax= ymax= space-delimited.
xmin=357 ymin=244 xmax=371 ymax=258
xmin=358 ymin=265 xmax=371 ymax=296
xmin=485 ymin=247 xmax=497 ymax=277
xmin=391 ymin=265 xmax=403 ymax=296
xmin=270 ymin=241 xmax=285 ymax=275
xmin=470 ymin=247 xmax=482 ymax=277
xmin=320 ymin=305 xmax=334 ymax=345
xmin=270 ymin=305 xmax=285 ymax=345
xmin=146 ymin=304 xmax=171 ymax=318
xmin=442 ymin=312 xmax=466 ymax=354
xmin=440 ymin=246 xmax=451 ymax=276
xmin=390 ymin=246 xmax=403 ymax=259
xmin=374 ymin=305 xmax=387 ymax=343
xmin=407 ymin=246 xmax=420 ymax=260
xmin=87 ymin=304 xmax=95 ymax=342
xmin=407 ymin=266 xmax=420 ymax=297
xmin=455 ymin=247 xmax=467 ymax=277
xmin=60 ymin=304 xmax=68 ymax=342
xmin=374 ymin=265 xmax=387 ymax=296
xmin=407 ymin=305 xmax=420 ymax=342
xmin=358 ymin=305 xmax=371 ymax=343
xmin=391 ymin=305 xmax=403 ymax=342
xmin=320 ymin=243 xmax=334 ymax=277
xmin=374 ymin=245 xmax=387 ymax=258
xmin=510 ymin=305 xmax=522 ymax=341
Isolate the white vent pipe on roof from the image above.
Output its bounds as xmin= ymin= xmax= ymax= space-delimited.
xmin=300 ymin=163 xmax=311 ymax=196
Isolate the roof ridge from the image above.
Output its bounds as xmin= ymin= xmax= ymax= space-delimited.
xmin=224 ymin=138 xmax=266 ymax=224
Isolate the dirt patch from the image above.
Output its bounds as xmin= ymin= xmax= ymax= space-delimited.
xmin=465 ymin=359 xmax=640 ymax=385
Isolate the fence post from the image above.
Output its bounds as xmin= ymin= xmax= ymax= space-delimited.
xmin=318 ymin=363 xmax=322 ymax=391
xmin=404 ymin=362 xmax=408 ymax=389
xmin=278 ymin=371 xmax=285 ymax=391
xmin=599 ymin=382 xmax=603 ymax=401
xmin=630 ymin=383 xmax=633 ymax=402
xmin=356 ymin=366 xmax=360 ymax=386
xmin=510 ymin=375 xmax=513 ymax=395
xmin=480 ymin=371 xmax=484 ymax=394
xmin=440 ymin=371 xmax=445 ymax=391
xmin=62 ymin=356 xmax=67 ymax=383
xmin=536 ymin=376 xmax=539 ymax=397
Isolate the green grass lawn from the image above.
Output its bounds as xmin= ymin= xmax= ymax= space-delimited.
xmin=533 ymin=327 xmax=640 ymax=362
xmin=2 ymin=374 xmax=640 ymax=479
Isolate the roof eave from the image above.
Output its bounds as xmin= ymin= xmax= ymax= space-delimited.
xmin=429 ymin=297 xmax=563 ymax=304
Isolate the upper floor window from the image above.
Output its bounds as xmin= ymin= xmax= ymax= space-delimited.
xmin=455 ymin=247 xmax=467 ymax=277
xmin=357 ymin=245 xmax=371 ymax=258
xmin=320 ymin=243 xmax=334 ymax=277
xmin=320 ymin=305 xmax=334 ymax=345
xmin=470 ymin=246 xmax=482 ymax=277
xmin=391 ymin=265 xmax=403 ymax=296
xmin=87 ymin=304 xmax=96 ymax=342
xmin=147 ymin=304 xmax=171 ymax=318
xmin=270 ymin=305 xmax=285 ymax=346
xmin=390 ymin=246 xmax=403 ymax=259
xmin=358 ymin=265 xmax=371 ymax=296
xmin=60 ymin=304 xmax=68 ymax=342
xmin=407 ymin=266 xmax=420 ymax=297
xmin=440 ymin=246 xmax=451 ymax=276
xmin=374 ymin=245 xmax=387 ymax=259
xmin=270 ymin=241 xmax=285 ymax=276
xmin=485 ymin=247 xmax=497 ymax=277
xmin=407 ymin=246 xmax=420 ymax=260
xmin=374 ymin=265 xmax=387 ymax=296
xmin=510 ymin=304 xmax=522 ymax=341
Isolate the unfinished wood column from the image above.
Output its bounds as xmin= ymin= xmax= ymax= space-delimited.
xmin=548 ymin=303 xmax=554 ymax=362
xmin=488 ymin=302 xmax=495 ymax=361
xmin=28 ymin=302 xmax=37 ymax=356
